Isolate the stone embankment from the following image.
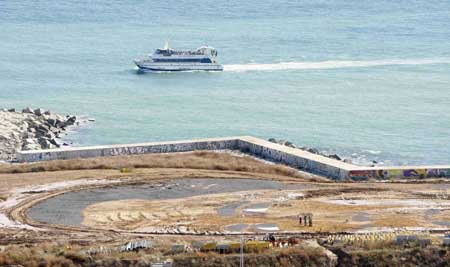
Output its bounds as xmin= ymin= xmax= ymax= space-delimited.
xmin=0 ymin=108 xmax=79 ymax=161
xmin=268 ymin=138 xmax=345 ymax=162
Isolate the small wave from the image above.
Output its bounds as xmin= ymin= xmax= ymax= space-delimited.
xmin=223 ymin=59 xmax=450 ymax=72
xmin=362 ymin=149 xmax=382 ymax=155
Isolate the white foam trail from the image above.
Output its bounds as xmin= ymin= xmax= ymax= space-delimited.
xmin=224 ymin=59 xmax=450 ymax=72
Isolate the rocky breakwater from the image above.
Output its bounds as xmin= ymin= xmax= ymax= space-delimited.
xmin=268 ymin=138 xmax=346 ymax=162
xmin=0 ymin=108 xmax=79 ymax=161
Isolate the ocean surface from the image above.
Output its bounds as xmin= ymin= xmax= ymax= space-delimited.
xmin=1 ymin=0 xmax=450 ymax=166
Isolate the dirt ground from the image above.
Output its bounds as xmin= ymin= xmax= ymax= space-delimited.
xmin=81 ymin=181 xmax=450 ymax=233
xmin=1 ymin=151 xmax=450 ymax=246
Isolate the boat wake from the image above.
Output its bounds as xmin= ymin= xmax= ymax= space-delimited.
xmin=223 ymin=58 xmax=450 ymax=72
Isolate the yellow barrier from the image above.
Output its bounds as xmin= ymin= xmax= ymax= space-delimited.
xmin=201 ymin=242 xmax=217 ymax=251
xmin=245 ymin=241 xmax=270 ymax=252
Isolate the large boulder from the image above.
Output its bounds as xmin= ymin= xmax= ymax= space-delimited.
xmin=37 ymin=138 xmax=52 ymax=149
xmin=34 ymin=108 xmax=45 ymax=116
xmin=276 ymin=139 xmax=286 ymax=145
xmin=48 ymin=138 xmax=60 ymax=147
xmin=44 ymin=131 xmax=56 ymax=140
xmin=307 ymin=148 xmax=320 ymax=154
xmin=35 ymin=124 xmax=50 ymax=136
xmin=328 ymin=154 xmax=342 ymax=161
xmin=22 ymin=107 xmax=34 ymax=114
xmin=47 ymin=117 xmax=57 ymax=127
xmin=23 ymin=142 xmax=41 ymax=151
xmin=284 ymin=141 xmax=297 ymax=148
xmin=66 ymin=116 xmax=77 ymax=126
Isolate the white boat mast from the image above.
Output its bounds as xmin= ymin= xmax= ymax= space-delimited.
xmin=163 ymin=40 xmax=170 ymax=50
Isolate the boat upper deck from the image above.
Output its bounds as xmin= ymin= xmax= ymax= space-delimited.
xmin=155 ymin=49 xmax=205 ymax=56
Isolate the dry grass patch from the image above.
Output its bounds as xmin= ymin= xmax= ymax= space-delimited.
xmin=0 ymin=151 xmax=306 ymax=179
xmin=372 ymin=213 xmax=423 ymax=228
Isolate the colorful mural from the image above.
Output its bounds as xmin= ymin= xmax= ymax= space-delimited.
xmin=349 ymin=168 xmax=450 ymax=180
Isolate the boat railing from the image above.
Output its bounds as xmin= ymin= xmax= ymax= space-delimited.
xmin=156 ymin=50 xmax=205 ymax=56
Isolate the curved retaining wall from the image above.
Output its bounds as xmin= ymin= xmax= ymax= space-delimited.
xmin=16 ymin=136 xmax=450 ymax=181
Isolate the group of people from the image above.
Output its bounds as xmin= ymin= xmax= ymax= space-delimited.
xmin=299 ymin=213 xmax=313 ymax=227
xmin=263 ymin=234 xmax=301 ymax=248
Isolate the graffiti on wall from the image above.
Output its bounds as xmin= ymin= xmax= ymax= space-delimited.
xmin=347 ymin=170 xmax=375 ymax=180
xmin=349 ymin=168 xmax=450 ymax=180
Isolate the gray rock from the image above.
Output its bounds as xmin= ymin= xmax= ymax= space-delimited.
xmin=36 ymin=128 xmax=49 ymax=137
xmin=328 ymin=154 xmax=342 ymax=161
xmin=268 ymin=138 xmax=277 ymax=143
xmin=24 ymin=138 xmax=36 ymax=145
xmin=66 ymin=116 xmax=77 ymax=125
xmin=45 ymin=131 xmax=56 ymax=140
xmin=47 ymin=118 xmax=57 ymax=127
xmin=33 ymin=108 xmax=45 ymax=116
xmin=284 ymin=141 xmax=297 ymax=148
xmin=37 ymin=138 xmax=51 ymax=149
xmin=55 ymin=120 xmax=67 ymax=128
xmin=48 ymin=126 xmax=58 ymax=133
xmin=48 ymin=138 xmax=60 ymax=147
xmin=307 ymin=148 xmax=320 ymax=154
xmin=24 ymin=132 xmax=35 ymax=139
xmin=23 ymin=143 xmax=41 ymax=150
xmin=22 ymin=107 xmax=34 ymax=114
xmin=8 ymin=108 xmax=15 ymax=112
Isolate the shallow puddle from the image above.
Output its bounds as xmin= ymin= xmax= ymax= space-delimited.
xmin=225 ymin=223 xmax=249 ymax=232
xmin=28 ymin=178 xmax=307 ymax=226
xmin=352 ymin=212 xmax=371 ymax=222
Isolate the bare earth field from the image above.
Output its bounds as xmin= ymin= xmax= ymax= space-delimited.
xmin=1 ymin=151 xmax=450 ymax=266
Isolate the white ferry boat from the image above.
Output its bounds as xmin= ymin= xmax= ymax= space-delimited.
xmin=134 ymin=41 xmax=223 ymax=72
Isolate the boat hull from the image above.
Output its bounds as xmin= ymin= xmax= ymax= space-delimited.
xmin=135 ymin=62 xmax=223 ymax=72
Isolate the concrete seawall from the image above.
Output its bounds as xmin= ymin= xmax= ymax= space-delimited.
xmin=17 ymin=137 xmax=240 ymax=162
xmin=16 ymin=136 xmax=450 ymax=180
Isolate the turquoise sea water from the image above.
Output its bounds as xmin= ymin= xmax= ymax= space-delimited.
xmin=1 ymin=0 xmax=450 ymax=165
